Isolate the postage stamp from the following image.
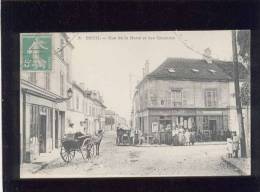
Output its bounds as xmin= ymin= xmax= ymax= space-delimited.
xmin=21 ymin=34 xmax=52 ymax=71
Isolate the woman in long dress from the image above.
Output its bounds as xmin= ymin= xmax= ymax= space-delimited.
xmin=184 ymin=130 xmax=191 ymax=146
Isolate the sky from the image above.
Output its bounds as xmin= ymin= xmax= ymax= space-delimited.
xmin=69 ymin=31 xmax=233 ymax=122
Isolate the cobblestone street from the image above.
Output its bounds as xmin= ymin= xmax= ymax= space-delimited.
xmin=29 ymin=131 xmax=241 ymax=178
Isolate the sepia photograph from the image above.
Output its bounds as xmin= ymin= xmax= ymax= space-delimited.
xmin=19 ymin=30 xmax=251 ymax=178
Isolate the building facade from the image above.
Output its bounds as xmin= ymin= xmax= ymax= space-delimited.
xmin=20 ymin=33 xmax=74 ymax=163
xmin=133 ymin=58 xmax=248 ymax=143
xmin=66 ymin=82 xmax=85 ymax=133
xmin=84 ymin=90 xmax=106 ymax=135
xmin=105 ymin=110 xmax=128 ymax=131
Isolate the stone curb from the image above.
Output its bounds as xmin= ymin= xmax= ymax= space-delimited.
xmin=31 ymin=157 xmax=60 ymax=174
xmin=221 ymin=156 xmax=246 ymax=175
xmin=116 ymin=142 xmax=226 ymax=147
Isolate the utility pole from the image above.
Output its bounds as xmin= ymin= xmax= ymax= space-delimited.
xmin=232 ymin=30 xmax=247 ymax=157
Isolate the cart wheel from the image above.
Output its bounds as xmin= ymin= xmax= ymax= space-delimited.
xmin=123 ymin=136 xmax=129 ymax=145
xmin=60 ymin=146 xmax=75 ymax=163
xmin=88 ymin=143 xmax=95 ymax=158
xmin=82 ymin=143 xmax=95 ymax=160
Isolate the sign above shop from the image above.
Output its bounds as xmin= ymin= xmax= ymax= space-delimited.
xmin=152 ymin=122 xmax=159 ymax=132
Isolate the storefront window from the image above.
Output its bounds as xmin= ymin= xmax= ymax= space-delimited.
xmin=30 ymin=105 xmax=39 ymax=138
xmin=203 ymin=116 xmax=209 ymax=130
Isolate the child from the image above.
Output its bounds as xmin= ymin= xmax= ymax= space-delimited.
xmin=226 ymin=138 xmax=233 ymax=158
xmin=232 ymin=132 xmax=239 ymax=158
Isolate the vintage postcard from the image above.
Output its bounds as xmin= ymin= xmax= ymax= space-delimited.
xmin=19 ymin=31 xmax=251 ymax=178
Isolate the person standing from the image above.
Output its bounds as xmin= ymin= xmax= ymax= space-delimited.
xmin=226 ymin=138 xmax=233 ymax=158
xmin=232 ymin=131 xmax=240 ymax=158
xmin=184 ymin=129 xmax=191 ymax=146
xmin=130 ymin=128 xmax=135 ymax=145
xmin=172 ymin=128 xmax=178 ymax=146
xmin=138 ymin=129 xmax=144 ymax=145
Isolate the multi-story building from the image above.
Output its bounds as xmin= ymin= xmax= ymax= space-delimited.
xmin=20 ymin=33 xmax=74 ymax=163
xmin=132 ymin=57 xmax=248 ymax=142
xmin=66 ymin=82 xmax=85 ymax=133
xmin=84 ymin=90 xmax=106 ymax=135
xmin=105 ymin=110 xmax=128 ymax=131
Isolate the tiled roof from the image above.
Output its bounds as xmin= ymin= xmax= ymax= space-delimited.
xmin=214 ymin=61 xmax=248 ymax=80
xmin=146 ymin=58 xmax=243 ymax=81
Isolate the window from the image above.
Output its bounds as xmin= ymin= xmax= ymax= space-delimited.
xmin=208 ymin=69 xmax=216 ymax=74
xmin=192 ymin=68 xmax=199 ymax=72
xmin=29 ymin=72 xmax=37 ymax=84
xmin=76 ymin=96 xmax=79 ymax=110
xmin=45 ymin=72 xmax=50 ymax=90
xmin=161 ymin=99 xmax=165 ymax=106
xmin=168 ymin=68 xmax=175 ymax=73
xmin=150 ymin=97 xmax=157 ymax=106
xmin=60 ymin=39 xmax=65 ymax=60
xmin=171 ymin=89 xmax=182 ymax=107
xmin=60 ymin=72 xmax=64 ymax=96
xmin=205 ymin=89 xmax=217 ymax=107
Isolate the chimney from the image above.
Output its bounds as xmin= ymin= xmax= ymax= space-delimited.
xmin=142 ymin=67 xmax=145 ymax=78
xmin=203 ymin=48 xmax=213 ymax=64
xmin=145 ymin=60 xmax=150 ymax=74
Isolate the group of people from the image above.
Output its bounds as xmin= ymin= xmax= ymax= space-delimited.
xmin=226 ymin=131 xmax=240 ymax=158
xmin=171 ymin=127 xmax=196 ymax=146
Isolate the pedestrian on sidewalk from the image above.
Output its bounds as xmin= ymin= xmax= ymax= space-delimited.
xmin=138 ymin=129 xmax=144 ymax=145
xmin=130 ymin=128 xmax=135 ymax=145
xmin=66 ymin=123 xmax=75 ymax=134
xmin=184 ymin=129 xmax=191 ymax=146
xmin=232 ymin=131 xmax=240 ymax=158
xmin=172 ymin=128 xmax=178 ymax=146
xmin=226 ymin=138 xmax=233 ymax=158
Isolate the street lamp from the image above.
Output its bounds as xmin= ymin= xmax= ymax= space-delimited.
xmin=55 ymin=88 xmax=73 ymax=103
xmin=67 ymin=88 xmax=73 ymax=98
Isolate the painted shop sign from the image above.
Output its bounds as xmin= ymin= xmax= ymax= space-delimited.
xmin=152 ymin=122 xmax=159 ymax=132
xmin=149 ymin=109 xmax=196 ymax=116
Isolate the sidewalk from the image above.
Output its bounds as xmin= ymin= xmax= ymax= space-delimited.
xmin=20 ymin=148 xmax=60 ymax=177
xmin=132 ymin=141 xmax=226 ymax=147
xmin=221 ymin=156 xmax=251 ymax=175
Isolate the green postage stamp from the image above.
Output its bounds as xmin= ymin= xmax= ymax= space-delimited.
xmin=21 ymin=34 xmax=52 ymax=71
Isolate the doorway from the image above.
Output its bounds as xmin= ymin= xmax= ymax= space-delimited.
xmin=209 ymin=120 xmax=217 ymax=141
xmin=55 ymin=111 xmax=58 ymax=148
xmin=39 ymin=115 xmax=47 ymax=153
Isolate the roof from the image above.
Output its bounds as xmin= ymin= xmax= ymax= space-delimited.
xmin=146 ymin=58 xmax=233 ymax=82
xmin=214 ymin=61 xmax=248 ymax=80
xmin=72 ymin=82 xmax=85 ymax=94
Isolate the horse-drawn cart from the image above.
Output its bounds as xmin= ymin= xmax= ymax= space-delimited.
xmin=60 ymin=132 xmax=94 ymax=163
xmin=116 ymin=128 xmax=131 ymax=145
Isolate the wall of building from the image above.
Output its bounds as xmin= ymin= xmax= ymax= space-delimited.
xmin=20 ymin=33 xmax=73 ymax=163
xmin=146 ymin=79 xmax=231 ymax=109
xmin=133 ymin=78 xmax=237 ymax=141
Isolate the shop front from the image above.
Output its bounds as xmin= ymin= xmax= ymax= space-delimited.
xmin=21 ymin=86 xmax=66 ymax=163
xmin=147 ymin=108 xmax=229 ymax=144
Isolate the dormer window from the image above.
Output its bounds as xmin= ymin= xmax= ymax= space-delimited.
xmin=191 ymin=69 xmax=199 ymax=72
xmin=208 ymin=69 xmax=216 ymax=74
xmin=168 ymin=68 xmax=175 ymax=73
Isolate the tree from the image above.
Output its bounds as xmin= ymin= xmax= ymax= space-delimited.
xmin=237 ymin=30 xmax=250 ymax=107
xmin=237 ymin=30 xmax=250 ymax=68
xmin=232 ymin=30 xmax=247 ymax=157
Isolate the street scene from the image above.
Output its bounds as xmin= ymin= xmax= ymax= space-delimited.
xmin=20 ymin=31 xmax=251 ymax=178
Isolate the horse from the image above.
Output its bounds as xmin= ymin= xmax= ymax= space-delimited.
xmin=92 ymin=130 xmax=104 ymax=156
